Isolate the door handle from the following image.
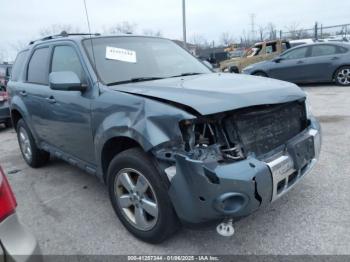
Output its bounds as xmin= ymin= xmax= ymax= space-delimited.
xmin=331 ymin=57 xmax=339 ymax=60
xmin=45 ymin=96 xmax=56 ymax=104
xmin=19 ymin=91 xmax=27 ymax=97
xmin=297 ymin=60 xmax=304 ymax=64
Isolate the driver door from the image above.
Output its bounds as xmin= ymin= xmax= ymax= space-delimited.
xmin=268 ymin=46 xmax=311 ymax=82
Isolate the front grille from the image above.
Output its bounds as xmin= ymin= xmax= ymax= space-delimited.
xmin=225 ymin=101 xmax=307 ymax=156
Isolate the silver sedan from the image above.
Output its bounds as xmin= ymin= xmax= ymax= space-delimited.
xmin=0 ymin=165 xmax=42 ymax=262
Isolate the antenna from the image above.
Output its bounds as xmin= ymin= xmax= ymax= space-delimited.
xmin=83 ymin=0 xmax=99 ymax=87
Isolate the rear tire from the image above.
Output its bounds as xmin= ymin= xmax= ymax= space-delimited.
xmin=16 ymin=119 xmax=50 ymax=168
xmin=107 ymin=148 xmax=180 ymax=243
xmin=253 ymin=71 xmax=268 ymax=77
xmin=334 ymin=66 xmax=350 ymax=86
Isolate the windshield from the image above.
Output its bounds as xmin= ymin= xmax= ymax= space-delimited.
xmin=83 ymin=36 xmax=211 ymax=85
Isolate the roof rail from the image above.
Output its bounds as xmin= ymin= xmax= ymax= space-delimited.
xmin=29 ymin=31 xmax=101 ymax=45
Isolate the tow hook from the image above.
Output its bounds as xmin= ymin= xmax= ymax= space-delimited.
xmin=216 ymin=218 xmax=235 ymax=237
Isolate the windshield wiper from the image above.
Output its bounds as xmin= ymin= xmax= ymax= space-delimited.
xmin=169 ymin=72 xmax=204 ymax=78
xmin=107 ymin=77 xmax=165 ymax=86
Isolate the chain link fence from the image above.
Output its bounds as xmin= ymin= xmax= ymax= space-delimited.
xmin=280 ymin=23 xmax=350 ymax=41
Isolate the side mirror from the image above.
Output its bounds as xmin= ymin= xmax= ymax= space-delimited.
xmin=49 ymin=71 xmax=86 ymax=91
xmin=273 ymin=57 xmax=284 ymax=63
xmin=202 ymin=60 xmax=214 ymax=69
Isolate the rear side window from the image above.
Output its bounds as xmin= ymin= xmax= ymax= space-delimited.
xmin=311 ymin=45 xmax=337 ymax=57
xmin=51 ymin=46 xmax=85 ymax=82
xmin=11 ymin=51 xmax=29 ymax=81
xmin=338 ymin=46 xmax=348 ymax=54
xmin=27 ymin=47 xmax=50 ymax=85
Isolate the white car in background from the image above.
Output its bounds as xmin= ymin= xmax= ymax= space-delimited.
xmin=290 ymin=38 xmax=315 ymax=47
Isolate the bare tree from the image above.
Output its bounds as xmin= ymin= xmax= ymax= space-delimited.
xmin=39 ymin=24 xmax=80 ymax=37
xmin=10 ymin=40 xmax=28 ymax=52
xmin=285 ymin=22 xmax=303 ymax=39
xmin=142 ymin=29 xmax=163 ymax=37
xmin=220 ymin=32 xmax=234 ymax=46
xmin=258 ymin=25 xmax=267 ymax=41
xmin=267 ymin=23 xmax=277 ymax=40
xmin=240 ymin=30 xmax=251 ymax=47
xmin=108 ymin=21 xmax=137 ymax=34
xmin=189 ymin=34 xmax=210 ymax=48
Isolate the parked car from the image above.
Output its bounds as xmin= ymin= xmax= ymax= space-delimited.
xmin=0 ymin=165 xmax=42 ymax=261
xmin=290 ymin=38 xmax=314 ymax=48
xmin=0 ymin=63 xmax=12 ymax=89
xmin=0 ymin=63 xmax=12 ymax=127
xmin=8 ymin=33 xmax=321 ymax=243
xmin=0 ymin=89 xmax=11 ymax=128
xmin=318 ymin=36 xmax=349 ymax=43
xmin=242 ymin=42 xmax=350 ymax=85
xmin=220 ymin=40 xmax=291 ymax=73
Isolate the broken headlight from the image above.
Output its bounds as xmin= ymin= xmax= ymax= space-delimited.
xmin=179 ymin=118 xmax=245 ymax=162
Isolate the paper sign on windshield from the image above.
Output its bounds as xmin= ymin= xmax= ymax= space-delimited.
xmin=105 ymin=46 xmax=137 ymax=63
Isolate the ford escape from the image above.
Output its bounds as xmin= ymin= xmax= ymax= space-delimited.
xmin=7 ymin=33 xmax=321 ymax=243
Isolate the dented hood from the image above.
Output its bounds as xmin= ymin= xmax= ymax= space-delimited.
xmin=110 ymin=73 xmax=306 ymax=116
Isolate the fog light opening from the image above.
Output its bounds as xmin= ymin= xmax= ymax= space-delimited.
xmin=199 ymin=196 xmax=206 ymax=202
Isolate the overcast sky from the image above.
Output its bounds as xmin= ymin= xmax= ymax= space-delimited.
xmin=1 ymin=0 xmax=350 ymax=60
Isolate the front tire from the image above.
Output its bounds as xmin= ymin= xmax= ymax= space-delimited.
xmin=107 ymin=148 xmax=180 ymax=243
xmin=229 ymin=66 xmax=239 ymax=73
xmin=252 ymin=71 xmax=268 ymax=77
xmin=334 ymin=66 xmax=350 ymax=86
xmin=16 ymin=119 xmax=50 ymax=167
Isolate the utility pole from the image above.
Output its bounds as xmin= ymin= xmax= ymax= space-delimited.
xmin=182 ymin=0 xmax=187 ymax=49
xmin=250 ymin=13 xmax=256 ymax=41
xmin=314 ymin=22 xmax=318 ymax=40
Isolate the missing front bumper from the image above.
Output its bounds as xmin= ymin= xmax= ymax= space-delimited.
xmin=165 ymin=123 xmax=321 ymax=225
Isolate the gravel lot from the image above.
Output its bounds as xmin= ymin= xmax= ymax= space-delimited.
xmin=0 ymin=84 xmax=349 ymax=255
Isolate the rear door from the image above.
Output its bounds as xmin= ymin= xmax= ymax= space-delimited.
xmin=23 ymin=46 xmax=52 ymax=140
xmin=44 ymin=43 xmax=95 ymax=164
xmin=306 ymin=44 xmax=345 ymax=81
xmin=268 ymin=46 xmax=311 ymax=82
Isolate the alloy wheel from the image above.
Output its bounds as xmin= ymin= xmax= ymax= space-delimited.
xmin=114 ymin=168 xmax=159 ymax=231
xmin=337 ymin=68 xmax=350 ymax=85
xmin=18 ymin=127 xmax=32 ymax=162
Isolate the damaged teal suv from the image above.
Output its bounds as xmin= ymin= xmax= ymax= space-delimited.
xmin=8 ymin=32 xmax=321 ymax=243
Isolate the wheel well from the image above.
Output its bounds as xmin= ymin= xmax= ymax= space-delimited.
xmin=11 ymin=109 xmax=22 ymax=130
xmin=252 ymin=71 xmax=268 ymax=76
xmin=101 ymin=137 xmax=142 ymax=182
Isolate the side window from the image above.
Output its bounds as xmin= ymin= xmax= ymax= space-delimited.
xmin=11 ymin=51 xmax=29 ymax=82
xmin=281 ymin=47 xmax=308 ymax=60
xmin=266 ymin=43 xmax=277 ymax=54
xmin=311 ymin=45 xmax=337 ymax=57
xmin=51 ymin=46 xmax=85 ymax=82
xmin=27 ymin=48 xmax=50 ymax=84
xmin=337 ymin=46 xmax=348 ymax=54
xmin=6 ymin=67 xmax=12 ymax=77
